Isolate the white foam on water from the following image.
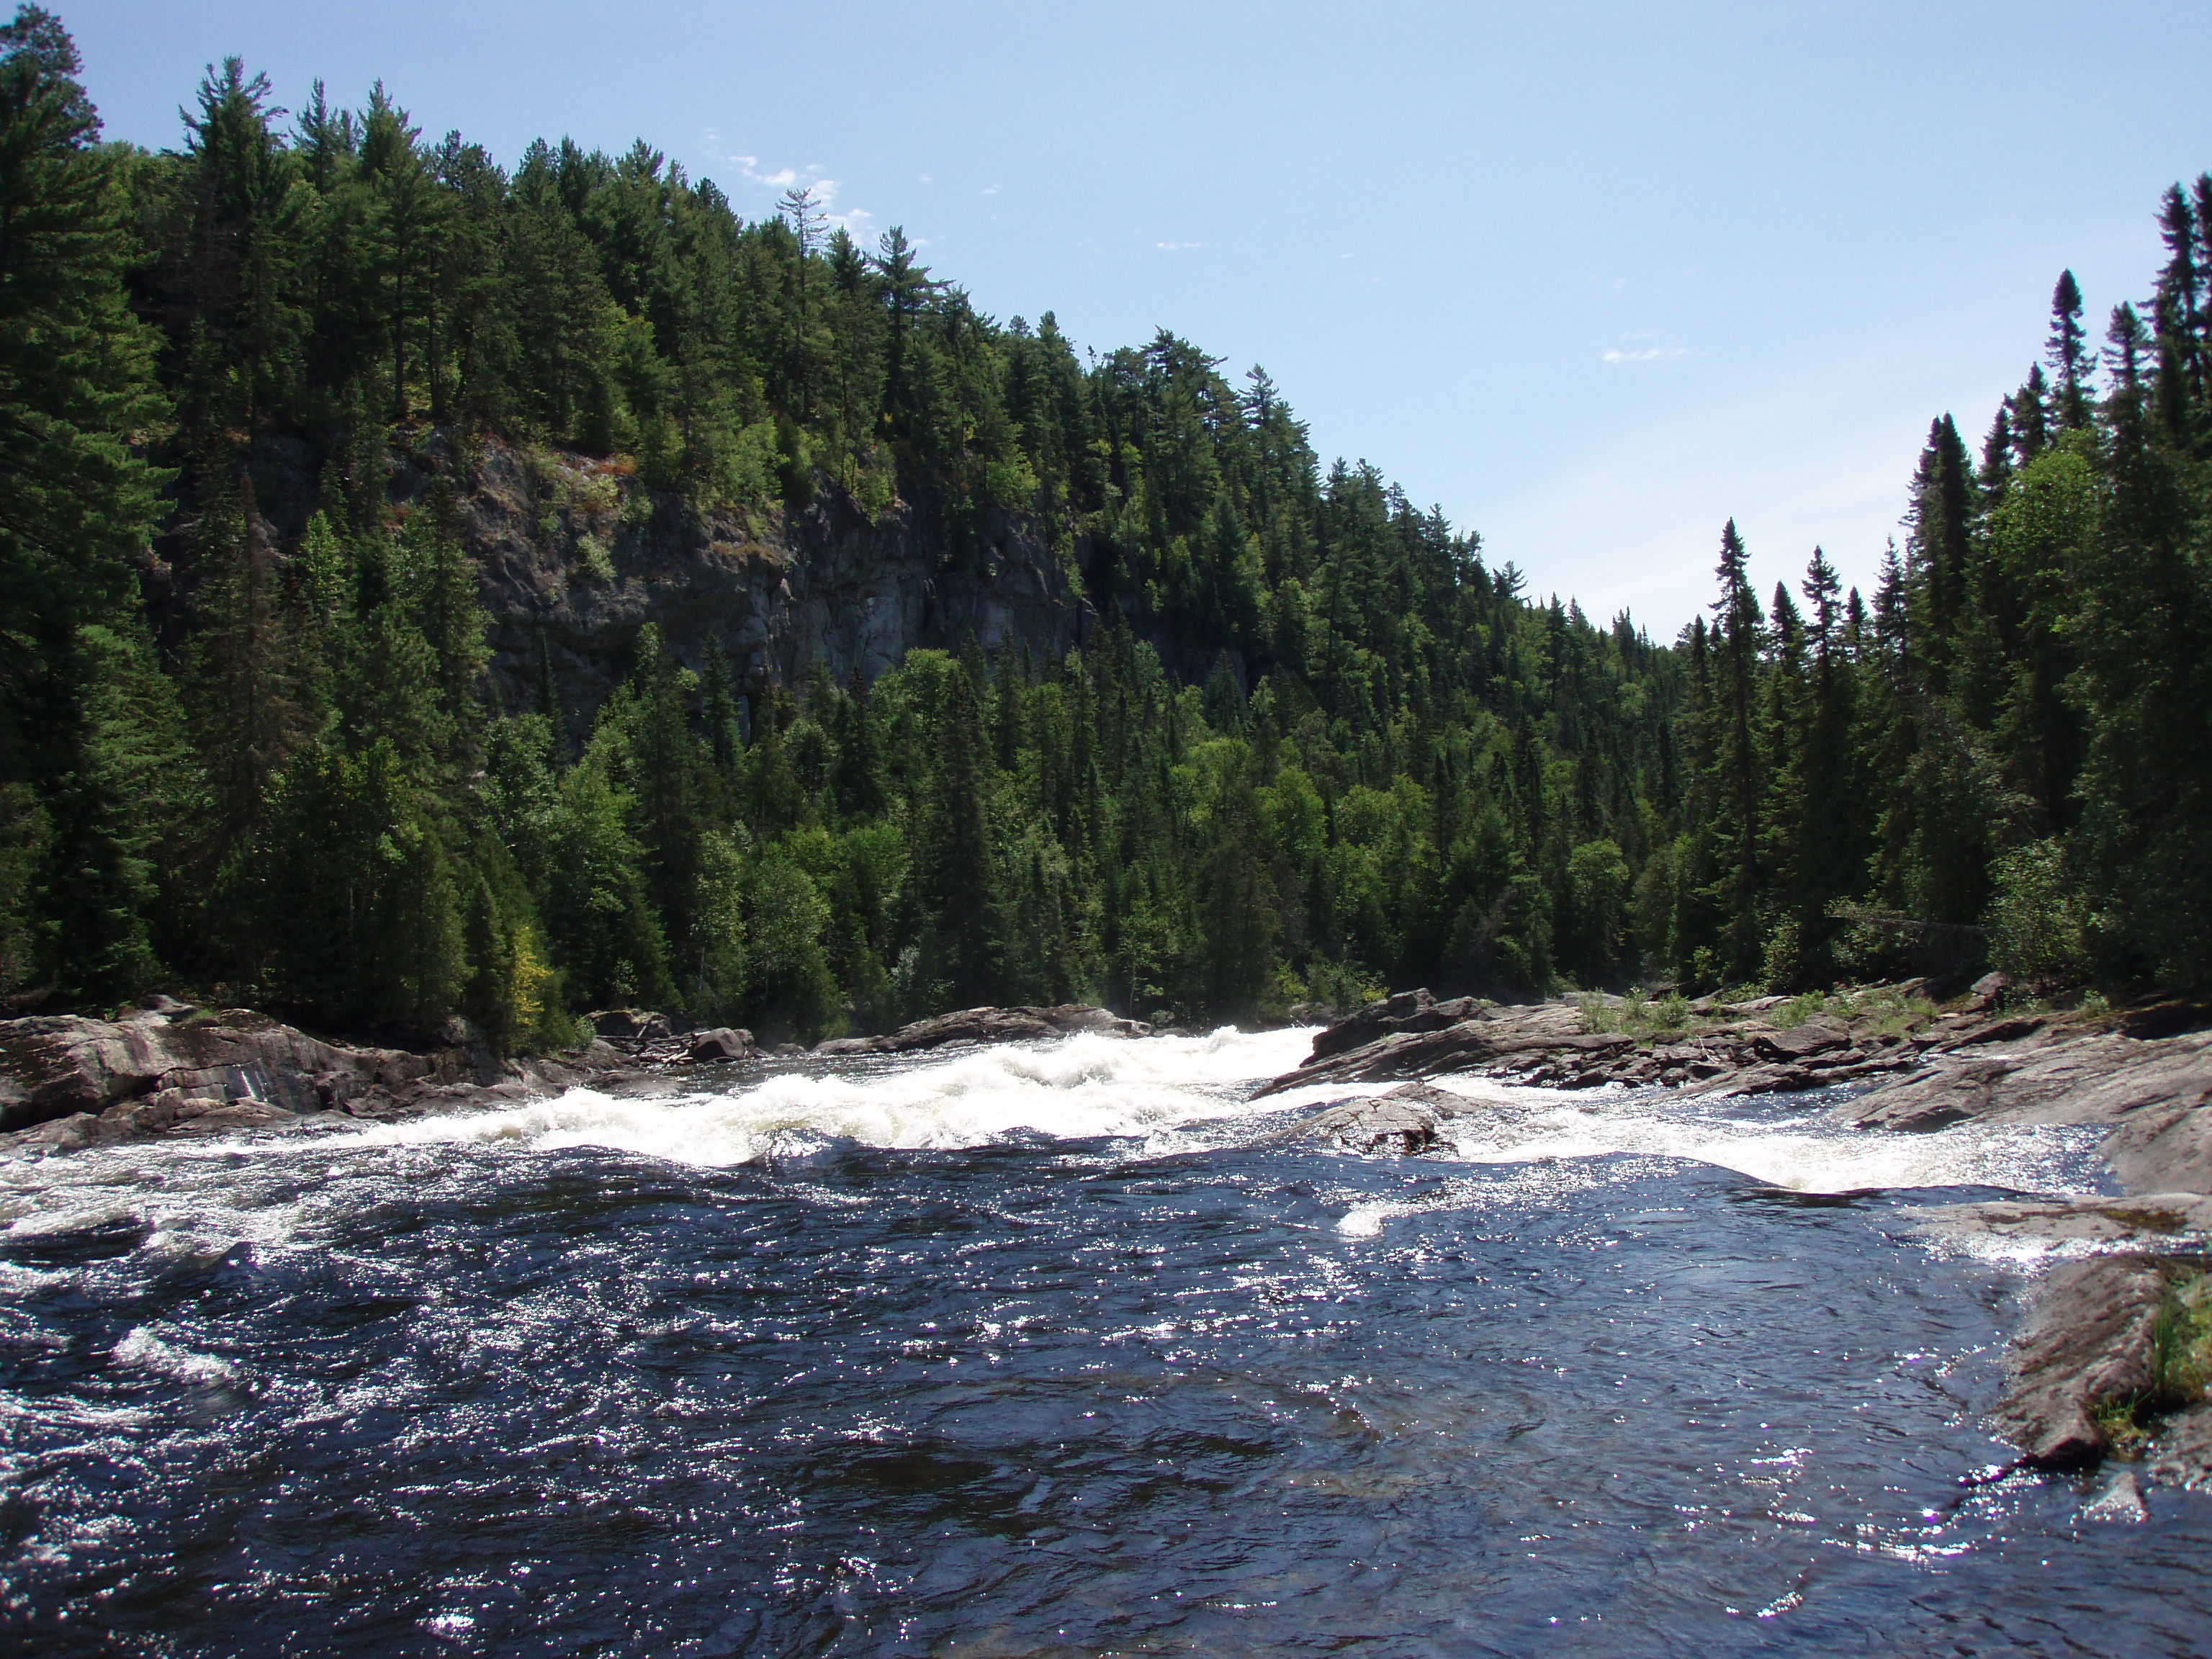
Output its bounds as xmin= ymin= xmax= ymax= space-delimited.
xmin=112 ymin=1326 xmax=240 ymax=1387
xmin=333 ymin=1027 xmax=1321 ymax=1168
xmin=1414 ymin=1077 xmax=2106 ymax=1197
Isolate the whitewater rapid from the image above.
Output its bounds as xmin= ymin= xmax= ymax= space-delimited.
xmin=268 ymin=1024 xmax=2110 ymax=1202
xmin=6 ymin=1024 xmax=2192 ymax=1659
xmin=0 ymin=1025 xmax=2109 ymax=1282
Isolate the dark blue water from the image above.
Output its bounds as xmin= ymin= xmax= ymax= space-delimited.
xmin=2 ymin=1038 xmax=2208 ymax=1657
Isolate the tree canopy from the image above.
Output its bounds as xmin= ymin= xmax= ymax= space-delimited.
xmin=1 ymin=7 xmax=2206 ymax=1041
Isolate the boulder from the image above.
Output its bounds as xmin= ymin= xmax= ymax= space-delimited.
xmin=1 ymin=1010 xmax=628 ymax=1151
xmin=686 ymin=1027 xmax=757 ymax=1064
xmin=1964 ymin=971 xmax=2011 ymax=1012
xmin=1990 ymin=1255 xmax=2170 ymax=1467
xmin=0 ymin=1011 xmax=432 ymax=1133
xmin=1305 ymin=989 xmax=1490 ymax=1062
xmin=823 ymin=1004 xmax=1149 ymax=1057
xmin=1264 ymin=1082 xmax=1474 ymax=1155
xmin=1285 ymin=1002 xmax=1338 ymax=1028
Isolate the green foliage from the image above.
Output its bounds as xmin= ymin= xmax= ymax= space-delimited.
xmin=0 ymin=781 xmax=50 ymax=997
xmin=4 ymin=12 xmax=2208 ymax=1056
xmin=2091 ymin=1268 xmax=2212 ymax=1458
xmin=1985 ymin=840 xmax=2092 ymax=992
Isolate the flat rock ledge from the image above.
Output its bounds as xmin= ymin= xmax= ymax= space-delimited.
xmin=1254 ymin=986 xmax=1948 ymax=1100
xmin=1270 ymin=983 xmax=2212 ymax=1480
xmin=1834 ymin=1030 xmax=2212 ymax=1195
xmin=1262 ymin=986 xmax=2212 ymax=1195
xmin=1 ymin=1004 xmax=626 ymax=1156
xmin=1985 ymin=1254 xmax=2212 ymax=1485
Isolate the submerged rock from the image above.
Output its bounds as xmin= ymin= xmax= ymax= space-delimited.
xmin=1265 ymin=1082 xmax=1478 ymax=1155
xmin=2149 ymin=1402 xmax=2212 ymax=1490
xmin=2080 ymin=1467 xmax=2149 ymax=1523
xmin=1902 ymin=1192 xmax=2212 ymax=1252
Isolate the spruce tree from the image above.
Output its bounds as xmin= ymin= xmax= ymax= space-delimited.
xmin=2046 ymin=270 xmax=2093 ymax=430
xmin=0 ymin=10 xmax=173 ymax=997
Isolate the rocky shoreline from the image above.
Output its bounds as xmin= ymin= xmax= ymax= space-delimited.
xmin=1257 ymin=981 xmax=2212 ymax=1491
xmin=0 ymin=1000 xmax=1152 ymax=1155
xmin=7 ymin=979 xmax=2210 ymax=1491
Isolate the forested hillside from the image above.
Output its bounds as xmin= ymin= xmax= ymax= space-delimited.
xmin=1 ymin=6 xmax=2206 ymax=1046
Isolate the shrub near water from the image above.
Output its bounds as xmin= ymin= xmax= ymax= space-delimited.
xmin=1986 ymin=840 xmax=2094 ymax=994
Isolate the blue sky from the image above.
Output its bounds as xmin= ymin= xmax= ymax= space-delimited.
xmin=59 ymin=0 xmax=2212 ymax=634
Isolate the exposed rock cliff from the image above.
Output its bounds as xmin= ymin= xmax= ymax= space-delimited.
xmin=164 ymin=433 xmax=1098 ymax=728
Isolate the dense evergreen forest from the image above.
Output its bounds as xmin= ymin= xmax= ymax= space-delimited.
xmin=2 ymin=7 xmax=2207 ymax=1047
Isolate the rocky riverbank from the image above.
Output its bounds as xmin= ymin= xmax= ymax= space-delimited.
xmin=0 ymin=999 xmax=636 ymax=1153
xmin=1259 ymin=981 xmax=2212 ymax=1488
xmin=0 ymin=999 xmax=1152 ymax=1157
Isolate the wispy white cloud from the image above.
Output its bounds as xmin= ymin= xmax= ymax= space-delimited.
xmin=981 ymin=184 xmax=1000 ymax=196
xmin=1601 ymin=344 xmax=1688 ymax=364
xmin=1156 ymin=240 xmax=1202 ymax=251
xmin=711 ymin=149 xmax=873 ymax=238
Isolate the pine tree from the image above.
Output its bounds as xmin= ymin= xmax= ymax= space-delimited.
xmin=2046 ymin=269 xmax=2093 ymax=430
xmin=1705 ymin=521 xmax=1765 ymax=981
xmin=0 ymin=10 xmax=174 ymax=995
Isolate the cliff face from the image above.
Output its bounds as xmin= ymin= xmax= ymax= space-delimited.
xmin=186 ymin=432 xmax=1097 ymax=728
xmin=452 ymin=444 xmax=1096 ymax=723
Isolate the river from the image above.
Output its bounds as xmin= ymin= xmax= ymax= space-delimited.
xmin=3 ymin=1028 xmax=2207 ymax=1656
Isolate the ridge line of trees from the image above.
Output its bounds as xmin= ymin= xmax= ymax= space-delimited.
xmin=3 ymin=8 xmax=2205 ymax=1048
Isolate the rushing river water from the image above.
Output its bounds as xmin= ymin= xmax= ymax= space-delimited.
xmin=4 ymin=1028 xmax=2209 ymax=1657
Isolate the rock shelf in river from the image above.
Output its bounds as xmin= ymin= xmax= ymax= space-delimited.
xmin=0 ymin=1001 xmax=626 ymax=1150
xmin=1262 ymin=981 xmax=2212 ymax=1485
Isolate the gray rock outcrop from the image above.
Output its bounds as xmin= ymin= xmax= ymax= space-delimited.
xmin=814 ymin=1004 xmax=1148 ymax=1057
xmin=1989 ymin=1255 xmax=2198 ymax=1469
xmin=0 ymin=1003 xmax=621 ymax=1151
xmin=1262 ymin=1082 xmax=1483 ymax=1155
xmin=1835 ymin=1030 xmax=2212 ymax=1195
